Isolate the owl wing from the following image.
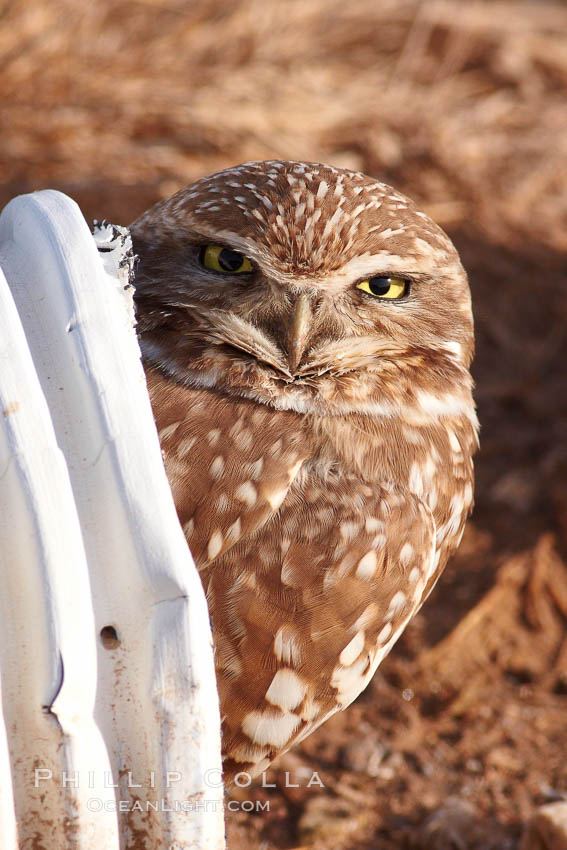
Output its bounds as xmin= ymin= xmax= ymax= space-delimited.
xmin=209 ymin=474 xmax=437 ymax=778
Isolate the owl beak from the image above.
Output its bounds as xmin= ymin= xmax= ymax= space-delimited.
xmin=286 ymin=292 xmax=312 ymax=373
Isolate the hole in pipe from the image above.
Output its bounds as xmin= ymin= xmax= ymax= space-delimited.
xmin=100 ymin=626 xmax=120 ymax=649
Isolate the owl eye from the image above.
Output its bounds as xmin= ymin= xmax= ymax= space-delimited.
xmin=200 ymin=244 xmax=253 ymax=274
xmin=356 ymin=276 xmax=409 ymax=300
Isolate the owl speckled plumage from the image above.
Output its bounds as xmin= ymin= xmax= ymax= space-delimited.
xmin=130 ymin=160 xmax=478 ymax=781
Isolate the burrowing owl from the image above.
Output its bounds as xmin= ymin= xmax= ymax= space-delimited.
xmin=130 ymin=160 xmax=478 ymax=781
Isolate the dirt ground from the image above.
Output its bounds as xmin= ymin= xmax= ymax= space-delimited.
xmin=2 ymin=1 xmax=567 ymax=847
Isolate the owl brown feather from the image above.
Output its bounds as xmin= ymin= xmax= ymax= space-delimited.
xmin=131 ymin=160 xmax=478 ymax=782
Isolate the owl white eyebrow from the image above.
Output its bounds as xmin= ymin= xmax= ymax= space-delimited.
xmin=317 ymin=253 xmax=440 ymax=291
xmin=187 ymin=226 xmax=260 ymax=257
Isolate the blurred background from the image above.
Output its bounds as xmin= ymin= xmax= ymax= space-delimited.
xmin=2 ymin=1 xmax=567 ymax=847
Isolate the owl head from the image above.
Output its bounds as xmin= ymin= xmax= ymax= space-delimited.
xmin=131 ymin=160 xmax=474 ymax=418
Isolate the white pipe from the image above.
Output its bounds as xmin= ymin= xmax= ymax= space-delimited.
xmin=0 ymin=264 xmax=119 ymax=849
xmin=0 ymin=191 xmax=225 ymax=849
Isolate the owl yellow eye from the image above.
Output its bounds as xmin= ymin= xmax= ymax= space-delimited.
xmin=200 ymin=244 xmax=253 ymax=274
xmin=357 ymin=276 xmax=409 ymax=299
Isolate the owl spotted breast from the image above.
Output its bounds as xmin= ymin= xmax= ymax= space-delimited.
xmin=130 ymin=160 xmax=478 ymax=782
